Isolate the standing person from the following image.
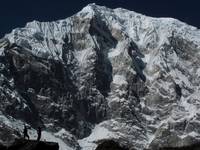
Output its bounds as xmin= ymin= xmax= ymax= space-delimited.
xmin=23 ymin=124 xmax=30 ymax=140
xmin=37 ymin=127 xmax=42 ymax=141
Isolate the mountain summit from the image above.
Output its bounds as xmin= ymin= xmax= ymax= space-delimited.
xmin=0 ymin=4 xmax=200 ymax=150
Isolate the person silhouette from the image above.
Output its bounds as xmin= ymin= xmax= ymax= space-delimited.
xmin=23 ymin=125 xmax=30 ymax=140
xmin=37 ymin=127 xmax=42 ymax=141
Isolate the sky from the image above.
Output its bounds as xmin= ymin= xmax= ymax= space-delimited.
xmin=0 ymin=0 xmax=199 ymax=38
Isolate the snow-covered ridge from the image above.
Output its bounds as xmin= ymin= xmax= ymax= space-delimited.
xmin=3 ymin=3 xmax=200 ymax=60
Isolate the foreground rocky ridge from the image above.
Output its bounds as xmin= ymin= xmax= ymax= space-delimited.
xmin=0 ymin=3 xmax=200 ymax=150
xmin=0 ymin=139 xmax=59 ymax=150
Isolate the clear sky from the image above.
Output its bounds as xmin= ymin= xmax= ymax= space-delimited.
xmin=0 ymin=0 xmax=199 ymax=38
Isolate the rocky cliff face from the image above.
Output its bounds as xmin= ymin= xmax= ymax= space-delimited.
xmin=0 ymin=3 xmax=200 ymax=150
xmin=0 ymin=139 xmax=59 ymax=150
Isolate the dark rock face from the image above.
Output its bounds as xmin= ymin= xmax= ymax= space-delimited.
xmin=1 ymin=42 xmax=108 ymax=138
xmin=95 ymin=140 xmax=130 ymax=150
xmin=0 ymin=123 xmax=22 ymax=145
xmin=0 ymin=139 xmax=59 ymax=150
xmin=158 ymin=143 xmax=200 ymax=150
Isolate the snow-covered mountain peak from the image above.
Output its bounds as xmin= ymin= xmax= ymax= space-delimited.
xmin=81 ymin=4 xmax=200 ymax=47
xmin=1 ymin=4 xmax=200 ymax=150
xmin=4 ymin=4 xmax=200 ymax=59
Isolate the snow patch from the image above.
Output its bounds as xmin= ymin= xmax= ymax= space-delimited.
xmin=113 ymin=74 xmax=127 ymax=85
xmin=78 ymin=124 xmax=118 ymax=150
xmin=108 ymin=42 xmax=126 ymax=58
xmin=74 ymin=48 xmax=92 ymax=66
xmin=42 ymin=131 xmax=73 ymax=150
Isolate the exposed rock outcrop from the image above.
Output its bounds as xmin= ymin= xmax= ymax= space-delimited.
xmin=0 ymin=139 xmax=59 ymax=150
xmin=95 ymin=140 xmax=129 ymax=150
